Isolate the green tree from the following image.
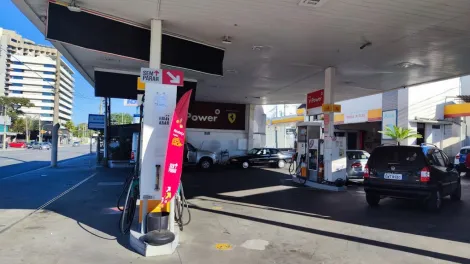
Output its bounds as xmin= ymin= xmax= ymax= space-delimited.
xmin=111 ymin=113 xmax=133 ymax=125
xmin=0 ymin=96 xmax=35 ymax=120
xmin=64 ymin=120 xmax=76 ymax=134
xmin=379 ymin=125 xmax=423 ymax=145
xmin=10 ymin=117 xmax=26 ymax=133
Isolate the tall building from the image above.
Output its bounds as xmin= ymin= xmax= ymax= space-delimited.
xmin=0 ymin=28 xmax=74 ymax=126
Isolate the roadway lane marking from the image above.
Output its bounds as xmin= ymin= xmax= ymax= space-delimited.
xmin=97 ymin=182 xmax=124 ymax=186
xmin=0 ymin=172 xmax=97 ymax=234
xmin=0 ymin=155 xmax=93 ymax=181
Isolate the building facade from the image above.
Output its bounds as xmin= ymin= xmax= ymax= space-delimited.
xmin=0 ymin=28 xmax=74 ymax=125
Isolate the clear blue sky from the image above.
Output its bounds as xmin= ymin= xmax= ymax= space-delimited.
xmin=0 ymin=1 xmax=135 ymax=124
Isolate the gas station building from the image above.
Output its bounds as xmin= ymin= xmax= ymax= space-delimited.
xmin=11 ymin=0 xmax=470 ymax=260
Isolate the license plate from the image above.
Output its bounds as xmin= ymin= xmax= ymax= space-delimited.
xmin=384 ymin=173 xmax=402 ymax=180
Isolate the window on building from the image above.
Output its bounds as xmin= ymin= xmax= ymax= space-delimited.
xmin=44 ymin=64 xmax=55 ymax=68
xmin=41 ymin=107 xmax=53 ymax=110
xmin=13 ymin=69 xmax=24 ymax=72
xmin=11 ymin=83 xmax=22 ymax=87
xmin=11 ymin=39 xmax=17 ymax=43
xmin=12 ymin=91 xmax=22 ymax=94
xmin=42 ymin=100 xmax=54 ymax=103
xmin=42 ymin=92 xmax=54 ymax=96
xmin=12 ymin=61 xmax=23 ymax=65
xmin=12 ymin=76 xmax=23 ymax=80
xmin=43 ymin=85 xmax=54 ymax=89
xmin=43 ymin=78 xmax=55 ymax=82
xmin=43 ymin=71 xmax=55 ymax=75
xmin=40 ymin=114 xmax=53 ymax=117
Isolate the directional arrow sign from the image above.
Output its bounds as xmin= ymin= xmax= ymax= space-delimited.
xmin=162 ymin=69 xmax=184 ymax=86
xmin=140 ymin=68 xmax=184 ymax=86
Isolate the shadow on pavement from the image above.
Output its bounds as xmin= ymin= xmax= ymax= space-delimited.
xmin=181 ymin=166 xmax=470 ymax=263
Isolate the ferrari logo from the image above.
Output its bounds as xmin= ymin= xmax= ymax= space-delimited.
xmin=228 ymin=113 xmax=236 ymax=124
xmin=171 ymin=137 xmax=183 ymax=147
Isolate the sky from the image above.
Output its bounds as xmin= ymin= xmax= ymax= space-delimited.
xmin=0 ymin=1 xmax=136 ymax=124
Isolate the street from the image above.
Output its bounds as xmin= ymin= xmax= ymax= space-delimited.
xmin=0 ymin=145 xmax=92 ymax=179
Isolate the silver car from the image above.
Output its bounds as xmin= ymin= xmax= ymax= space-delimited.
xmin=184 ymin=142 xmax=218 ymax=170
xmin=346 ymin=150 xmax=370 ymax=180
xmin=32 ymin=142 xmax=51 ymax=150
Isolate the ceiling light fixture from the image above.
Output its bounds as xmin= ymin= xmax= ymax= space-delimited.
xmin=396 ymin=62 xmax=421 ymax=69
xmin=67 ymin=0 xmax=82 ymax=12
xmin=252 ymin=45 xmax=264 ymax=51
xmin=222 ymin=36 xmax=232 ymax=45
xmin=225 ymin=69 xmax=238 ymax=74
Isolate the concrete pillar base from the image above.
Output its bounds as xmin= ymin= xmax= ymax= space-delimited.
xmin=129 ymin=227 xmax=180 ymax=257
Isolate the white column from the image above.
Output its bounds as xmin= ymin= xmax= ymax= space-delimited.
xmin=247 ymin=104 xmax=255 ymax=150
xmin=323 ymin=67 xmax=335 ymax=181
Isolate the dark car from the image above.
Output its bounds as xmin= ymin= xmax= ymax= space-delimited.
xmin=229 ymin=148 xmax=293 ymax=169
xmin=364 ymin=144 xmax=461 ymax=211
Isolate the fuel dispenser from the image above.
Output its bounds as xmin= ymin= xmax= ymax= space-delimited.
xmin=295 ymin=121 xmax=347 ymax=188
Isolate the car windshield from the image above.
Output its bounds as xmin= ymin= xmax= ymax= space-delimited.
xmin=186 ymin=143 xmax=196 ymax=152
xmin=248 ymin=148 xmax=261 ymax=155
xmin=368 ymin=146 xmax=426 ymax=170
xmin=347 ymin=151 xmax=369 ymax=160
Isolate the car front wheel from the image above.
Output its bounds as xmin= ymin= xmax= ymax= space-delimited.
xmin=242 ymin=161 xmax=249 ymax=169
xmin=199 ymin=158 xmax=213 ymax=170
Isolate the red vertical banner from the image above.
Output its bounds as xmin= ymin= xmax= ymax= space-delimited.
xmin=160 ymin=90 xmax=193 ymax=206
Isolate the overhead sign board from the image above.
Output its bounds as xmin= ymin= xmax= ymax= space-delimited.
xmin=124 ymin=99 xmax=138 ymax=107
xmin=187 ymin=102 xmax=246 ymax=130
xmin=382 ymin=110 xmax=397 ymax=140
xmin=306 ymin=89 xmax=324 ymax=115
xmin=140 ymin=68 xmax=184 ymax=86
xmin=344 ymin=111 xmax=368 ymax=124
xmin=88 ymin=114 xmax=105 ymax=130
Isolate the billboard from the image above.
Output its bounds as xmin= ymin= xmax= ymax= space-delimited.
xmin=187 ymin=102 xmax=246 ymax=130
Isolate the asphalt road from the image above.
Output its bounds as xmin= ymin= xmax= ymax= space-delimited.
xmin=0 ymin=145 xmax=92 ymax=180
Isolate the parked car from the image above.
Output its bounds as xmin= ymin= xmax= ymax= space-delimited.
xmin=72 ymin=141 xmax=80 ymax=147
xmin=229 ymin=148 xmax=293 ymax=169
xmin=9 ymin=142 xmax=27 ymax=148
xmin=26 ymin=141 xmax=34 ymax=149
xmin=31 ymin=142 xmax=51 ymax=150
xmin=454 ymin=146 xmax=470 ymax=174
xmin=364 ymin=144 xmax=461 ymax=211
xmin=184 ymin=142 xmax=219 ymax=170
xmin=346 ymin=150 xmax=370 ymax=181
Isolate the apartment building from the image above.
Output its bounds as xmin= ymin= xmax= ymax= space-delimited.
xmin=0 ymin=27 xmax=74 ymax=125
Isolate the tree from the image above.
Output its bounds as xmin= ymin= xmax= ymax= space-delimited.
xmin=379 ymin=125 xmax=423 ymax=145
xmin=0 ymin=96 xmax=35 ymax=120
xmin=64 ymin=120 xmax=76 ymax=134
xmin=111 ymin=113 xmax=133 ymax=125
xmin=10 ymin=118 xmax=26 ymax=133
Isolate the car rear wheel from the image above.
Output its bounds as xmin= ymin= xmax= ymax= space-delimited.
xmin=451 ymin=181 xmax=461 ymax=201
xmin=199 ymin=158 xmax=213 ymax=170
xmin=426 ymin=190 xmax=442 ymax=212
xmin=366 ymin=193 xmax=380 ymax=207
xmin=277 ymin=160 xmax=286 ymax=168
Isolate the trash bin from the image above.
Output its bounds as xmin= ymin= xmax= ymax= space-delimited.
xmin=146 ymin=212 xmax=169 ymax=232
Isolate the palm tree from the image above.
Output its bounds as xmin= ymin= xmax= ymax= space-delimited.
xmin=379 ymin=125 xmax=423 ymax=145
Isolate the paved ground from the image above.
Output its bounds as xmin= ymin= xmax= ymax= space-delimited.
xmin=0 ymin=145 xmax=92 ymax=179
xmin=0 ymin=162 xmax=469 ymax=263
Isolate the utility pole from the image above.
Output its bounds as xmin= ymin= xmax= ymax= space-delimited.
xmin=25 ymin=117 xmax=29 ymax=143
xmin=2 ymin=106 xmax=7 ymax=150
xmin=38 ymin=116 xmax=42 ymax=143
xmin=51 ymin=53 xmax=61 ymax=167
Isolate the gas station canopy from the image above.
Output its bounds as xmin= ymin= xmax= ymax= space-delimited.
xmin=13 ymin=0 xmax=470 ymax=104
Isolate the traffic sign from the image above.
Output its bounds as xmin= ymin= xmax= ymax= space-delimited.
xmin=88 ymin=114 xmax=105 ymax=130
xmin=124 ymin=99 xmax=138 ymax=107
xmin=140 ymin=68 xmax=184 ymax=86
